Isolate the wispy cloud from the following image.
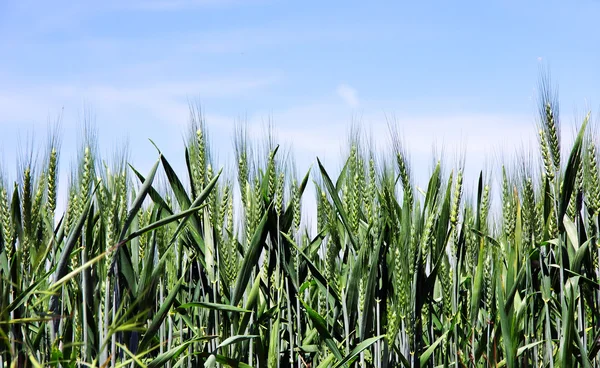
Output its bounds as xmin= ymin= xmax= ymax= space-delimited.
xmin=336 ymin=84 xmax=359 ymax=108
xmin=110 ymin=0 xmax=259 ymax=11
xmin=214 ymin=101 xmax=538 ymax=176
xmin=0 ymin=73 xmax=281 ymax=126
xmin=19 ymin=25 xmax=380 ymax=60
xmin=0 ymin=0 xmax=269 ymax=45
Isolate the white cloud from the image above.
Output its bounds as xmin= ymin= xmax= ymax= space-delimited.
xmin=209 ymin=101 xmax=543 ymax=187
xmin=336 ymin=84 xmax=359 ymax=108
xmin=0 ymin=73 xmax=281 ymax=128
xmin=2 ymin=0 xmax=261 ymax=39
xmin=123 ymin=0 xmax=215 ymax=10
xmin=108 ymin=0 xmax=262 ymax=11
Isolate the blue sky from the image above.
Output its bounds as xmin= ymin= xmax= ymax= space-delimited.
xmin=1 ymin=0 xmax=599 ymax=220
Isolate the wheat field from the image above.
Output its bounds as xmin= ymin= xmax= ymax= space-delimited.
xmin=1 ymin=78 xmax=600 ymax=367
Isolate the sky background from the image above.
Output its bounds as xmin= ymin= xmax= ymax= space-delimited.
xmin=1 ymin=0 xmax=599 ymax=225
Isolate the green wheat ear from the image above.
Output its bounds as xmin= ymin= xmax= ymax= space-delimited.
xmin=275 ymin=172 xmax=284 ymax=216
xmin=397 ymin=151 xmax=413 ymax=208
xmin=47 ymin=147 xmax=58 ymax=217
xmin=291 ymin=178 xmax=300 ymax=231
xmin=0 ymin=184 xmax=12 ymax=260
xmin=450 ymin=168 xmax=463 ymax=226
xmin=585 ymin=135 xmax=600 ymax=214
xmin=539 ymin=129 xmax=555 ymax=180
xmin=480 ymin=183 xmax=491 ymax=231
xmin=21 ymin=165 xmax=32 ymax=268
xmin=197 ymin=127 xmax=206 ymax=189
xmin=522 ymin=175 xmax=536 ymax=249
xmin=502 ymin=166 xmax=515 ymax=240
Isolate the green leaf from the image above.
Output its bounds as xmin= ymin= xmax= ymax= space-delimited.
xmin=237 ymin=273 xmax=262 ymax=335
xmin=159 ymin=153 xmax=192 ymax=211
xmin=138 ymin=274 xmax=184 ymax=352
xmin=471 ymin=230 xmax=486 ymax=326
xmin=317 ymin=158 xmax=358 ymax=249
xmin=283 ymin=231 xmax=341 ymax=305
xmin=176 ymin=302 xmax=251 ymax=314
xmin=571 ymin=240 xmax=590 ymax=274
xmin=557 ymin=276 xmax=579 ymax=367
xmin=204 ymin=209 xmax=215 ymax=282
xmin=216 ymin=335 xmax=259 ymax=349
xmin=496 ymin=260 xmax=516 ymax=367
xmin=49 ymin=192 xmax=93 ymax=318
xmin=130 ymin=165 xmax=173 ymax=215
xmin=317 ymin=354 xmax=336 ymax=368
xmin=232 ymin=210 xmax=269 ymax=306
xmin=267 ymin=313 xmax=280 ymax=368
xmin=419 ymin=331 xmax=448 ymax=367
xmin=332 ymin=335 xmax=384 ymax=368
xmin=301 ymin=300 xmax=344 ymax=363
xmin=123 ymin=204 xmax=208 ymax=244
xmin=197 ymin=352 xmax=252 ymax=368
xmin=5 ymin=268 xmax=54 ymax=314
xmin=563 ymin=215 xmax=579 ymax=251
xmin=118 ymin=158 xmax=160 ymax=241
xmin=360 ymin=235 xmax=382 ymax=340
xmin=169 ymin=170 xmax=221 ymax=245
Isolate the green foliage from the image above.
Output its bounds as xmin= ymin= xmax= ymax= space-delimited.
xmin=2 ymin=78 xmax=600 ymax=368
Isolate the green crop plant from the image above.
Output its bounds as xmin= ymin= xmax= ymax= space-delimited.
xmin=1 ymin=76 xmax=600 ymax=367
